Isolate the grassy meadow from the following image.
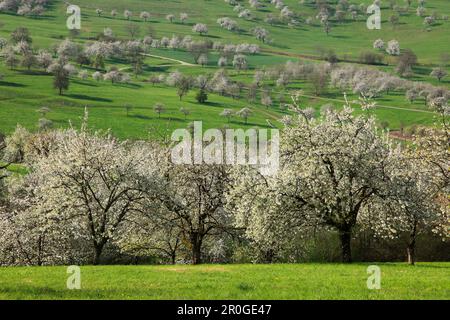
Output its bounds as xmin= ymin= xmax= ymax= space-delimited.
xmin=0 ymin=0 xmax=448 ymax=139
xmin=0 ymin=263 xmax=449 ymax=300
xmin=0 ymin=1 xmax=449 ymax=302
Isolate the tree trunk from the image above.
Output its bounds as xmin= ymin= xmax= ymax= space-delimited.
xmin=92 ymin=242 xmax=105 ymax=265
xmin=407 ymin=243 xmax=416 ymax=265
xmin=37 ymin=235 xmax=43 ymax=266
xmin=406 ymin=221 xmax=417 ymax=266
xmin=190 ymin=233 xmax=203 ymax=265
xmin=339 ymin=229 xmax=352 ymax=263
xmin=171 ymin=252 xmax=176 ymax=265
xmin=407 ymin=228 xmax=417 ymax=265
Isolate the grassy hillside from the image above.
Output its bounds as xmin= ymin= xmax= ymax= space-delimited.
xmin=1 ymin=0 xmax=449 ymax=62
xmin=0 ymin=263 xmax=449 ymax=299
xmin=0 ymin=0 xmax=448 ymax=139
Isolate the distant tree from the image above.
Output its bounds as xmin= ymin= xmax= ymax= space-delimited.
xmin=196 ymin=75 xmax=209 ymax=91
xmin=323 ymin=20 xmax=331 ymax=35
xmin=92 ymin=71 xmax=102 ymax=81
xmin=238 ymin=9 xmax=252 ymax=20
xmin=192 ymin=23 xmax=208 ymax=36
xmin=37 ymin=106 xmax=51 ymax=118
xmin=103 ymin=70 xmax=122 ymax=84
xmin=17 ymin=4 xmax=32 ymax=16
xmin=36 ymin=50 xmax=53 ymax=70
xmin=416 ymin=6 xmax=426 ymax=17
xmin=197 ymin=54 xmax=208 ymax=67
xmin=125 ymin=23 xmax=140 ymax=39
xmin=247 ymin=83 xmax=257 ymax=102
xmin=261 ymin=92 xmax=273 ymax=109
xmin=38 ymin=118 xmax=53 ymax=131
xmin=389 ymin=14 xmax=400 ymax=28
xmin=220 ymin=109 xmax=233 ymax=123
xmin=124 ymin=10 xmax=133 ymax=20
xmin=249 ymin=0 xmax=262 ymax=9
xmin=176 ymin=76 xmax=192 ymax=101
xmin=218 ymin=56 xmax=228 ymax=67
xmin=11 ymin=27 xmax=32 ymax=44
xmin=335 ymin=10 xmax=346 ymax=23
xmin=57 ymin=39 xmax=79 ymax=61
xmin=47 ymin=58 xmax=70 ymax=95
xmin=21 ymin=52 xmax=36 ymax=70
xmin=125 ymin=40 xmax=145 ymax=76
xmin=111 ymin=9 xmax=117 ymax=18
xmin=386 ymin=40 xmax=400 ymax=56
xmin=5 ymin=48 xmax=19 ymax=69
xmin=232 ymin=54 xmax=248 ymax=73
xmin=373 ymin=39 xmax=385 ymax=50
xmin=423 ymin=16 xmax=435 ymax=29
xmin=78 ymin=70 xmax=88 ymax=80
xmin=96 ymin=9 xmax=103 ymax=17
xmin=309 ymin=66 xmax=328 ymax=96
xmin=0 ymin=37 xmax=7 ymax=50
xmin=84 ymin=41 xmax=110 ymax=70
xmin=430 ymin=67 xmax=447 ymax=82
xmin=217 ymin=17 xmax=240 ymax=32
xmin=154 ymin=103 xmax=166 ymax=118
xmin=140 ymin=11 xmax=150 ymax=22
xmin=180 ymin=107 xmax=190 ymax=120
xmin=76 ymin=51 xmax=91 ymax=67
xmin=196 ymin=89 xmax=208 ymax=103
xmin=166 ymin=14 xmax=175 ymax=23
xmin=360 ymin=51 xmax=383 ymax=65
xmin=280 ymin=6 xmax=295 ymax=22
xmin=180 ymin=13 xmax=189 ymax=24
xmin=265 ymin=13 xmax=276 ymax=25
xmin=253 ymin=70 xmax=264 ymax=87
xmin=149 ymin=74 xmax=164 ymax=86
xmin=396 ymin=49 xmax=417 ymax=77
xmin=252 ymin=27 xmax=270 ymax=43
xmin=236 ymin=107 xmax=252 ymax=124
xmin=406 ymin=89 xmax=419 ymax=103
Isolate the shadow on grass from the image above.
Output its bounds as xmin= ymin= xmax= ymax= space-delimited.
xmin=66 ymin=94 xmax=112 ymax=102
xmin=17 ymin=70 xmax=49 ymax=76
xmin=131 ymin=114 xmax=151 ymax=120
xmin=201 ymin=101 xmax=225 ymax=108
xmin=0 ymin=81 xmax=26 ymax=88
xmin=72 ymin=80 xmax=99 ymax=87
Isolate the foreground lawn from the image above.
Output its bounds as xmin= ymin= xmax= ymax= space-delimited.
xmin=0 ymin=263 xmax=449 ymax=300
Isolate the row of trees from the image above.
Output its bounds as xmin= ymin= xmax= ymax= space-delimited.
xmin=1 ymin=96 xmax=448 ymax=266
xmin=0 ymin=25 xmax=261 ymax=72
xmin=148 ymin=58 xmax=448 ymax=112
xmin=0 ymin=0 xmax=49 ymax=17
xmin=95 ymin=8 xmax=189 ymax=25
xmin=248 ymin=59 xmax=448 ymax=107
xmin=2 ymin=27 xmax=447 ymax=110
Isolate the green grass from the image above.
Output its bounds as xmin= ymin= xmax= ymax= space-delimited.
xmin=0 ymin=0 xmax=448 ymax=138
xmin=0 ymin=263 xmax=449 ymax=300
xmin=0 ymin=63 xmax=288 ymax=139
xmin=1 ymin=0 xmax=448 ymax=63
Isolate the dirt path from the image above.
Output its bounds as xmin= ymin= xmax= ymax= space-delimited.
xmin=142 ymin=53 xmax=196 ymax=67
